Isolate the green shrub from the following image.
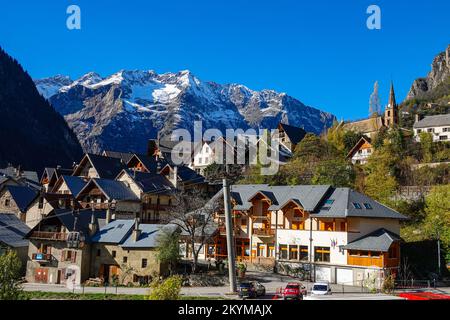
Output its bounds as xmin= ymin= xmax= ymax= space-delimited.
xmin=146 ymin=275 xmax=183 ymax=300
xmin=0 ymin=250 xmax=23 ymax=300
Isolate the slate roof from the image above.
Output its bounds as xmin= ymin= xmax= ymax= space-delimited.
xmin=279 ymin=123 xmax=308 ymax=145
xmin=0 ymin=214 xmax=30 ymax=248
xmin=91 ymin=219 xmax=177 ymax=248
xmin=103 ymin=151 xmax=134 ymax=164
xmin=120 ymin=169 xmax=175 ymax=194
xmin=77 ymin=179 xmax=139 ymax=201
xmin=90 ymin=219 xmax=134 ymax=244
xmin=413 ymin=114 xmax=450 ymax=128
xmin=222 ymin=184 xmax=407 ymax=220
xmin=59 ymin=175 xmax=87 ymax=195
xmin=176 ymin=166 xmax=206 ymax=184
xmin=75 ymin=153 xmax=127 ymax=179
xmin=346 ymin=136 xmax=372 ymax=158
xmin=341 ymin=228 xmax=401 ymax=252
xmin=313 ymin=188 xmax=408 ymax=220
xmin=2 ymin=185 xmax=38 ymax=212
xmin=342 ymin=116 xmax=384 ymax=134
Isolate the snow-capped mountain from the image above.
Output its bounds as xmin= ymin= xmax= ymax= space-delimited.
xmin=35 ymin=70 xmax=336 ymax=154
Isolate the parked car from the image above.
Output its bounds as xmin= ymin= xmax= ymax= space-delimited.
xmin=238 ymin=281 xmax=266 ymax=299
xmin=311 ymin=282 xmax=332 ymax=295
xmin=283 ymin=282 xmax=305 ymax=300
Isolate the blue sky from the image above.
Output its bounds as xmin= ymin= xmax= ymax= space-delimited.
xmin=0 ymin=0 xmax=449 ymax=120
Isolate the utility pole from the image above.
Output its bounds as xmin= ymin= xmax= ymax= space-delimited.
xmin=223 ymin=178 xmax=237 ymax=293
xmin=437 ymin=230 xmax=441 ymax=277
xmin=309 ymin=216 xmax=314 ymax=282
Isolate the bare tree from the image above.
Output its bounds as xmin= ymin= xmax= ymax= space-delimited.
xmin=163 ymin=189 xmax=222 ymax=273
xmin=369 ymin=81 xmax=382 ymax=116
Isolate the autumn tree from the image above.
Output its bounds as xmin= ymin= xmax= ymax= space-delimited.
xmin=0 ymin=250 xmax=23 ymax=300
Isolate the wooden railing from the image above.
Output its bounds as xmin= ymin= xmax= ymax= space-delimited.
xmin=348 ymin=255 xmax=383 ymax=268
xmin=30 ymin=231 xmax=67 ymax=241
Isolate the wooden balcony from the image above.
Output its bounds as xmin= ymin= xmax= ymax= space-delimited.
xmin=31 ymin=253 xmax=53 ymax=262
xmin=30 ymin=231 xmax=67 ymax=241
xmin=252 ymin=228 xmax=275 ymax=237
xmin=348 ymin=255 xmax=383 ymax=268
xmin=218 ymin=226 xmax=242 ymax=236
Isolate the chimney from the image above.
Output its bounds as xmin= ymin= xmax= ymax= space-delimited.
xmin=132 ymin=216 xmax=141 ymax=242
xmin=415 ymin=114 xmax=421 ymax=123
xmin=106 ymin=200 xmax=112 ymax=224
xmin=172 ymin=166 xmax=178 ymax=188
xmin=88 ymin=210 xmax=98 ymax=236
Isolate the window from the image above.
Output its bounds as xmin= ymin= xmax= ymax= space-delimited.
xmin=363 ymin=203 xmax=373 ymax=209
xmin=417 ymin=129 xmax=422 ymax=133
xmin=319 ymin=221 xmax=334 ymax=231
xmin=112 ymin=250 xmax=116 ymax=258
xmin=289 ymin=246 xmax=298 ymax=260
xmin=38 ymin=197 xmax=44 ymax=209
xmin=367 ymin=148 xmax=372 ymax=154
xmin=279 ymin=245 xmax=288 ymax=260
xmin=4 ymin=199 xmax=10 ymax=207
xmin=358 ymin=150 xmax=362 ymax=154
xmin=443 ymin=127 xmax=449 ymax=132
xmin=291 ymin=221 xmax=305 ymax=230
xmin=96 ymin=249 xmax=101 ymax=257
xmin=141 ymin=258 xmax=148 ymax=268
xmin=299 ymin=246 xmax=308 ymax=261
xmin=314 ymin=247 xmax=330 ymax=262
xmin=427 ymin=128 xmax=433 ymax=133
xmin=199 ymin=158 xmax=202 ymax=164
xmin=352 ymin=202 xmax=362 ymax=209
xmin=439 ymin=135 xmax=448 ymax=141
xmin=123 ymin=256 xmax=128 ymax=263
xmin=325 ymin=199 xmax=334 ymax=205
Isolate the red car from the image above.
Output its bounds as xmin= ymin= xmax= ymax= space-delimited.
xmin=283 ymin=282 xmax=306 ymax=300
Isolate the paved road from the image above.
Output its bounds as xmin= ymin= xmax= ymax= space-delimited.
xmin=23 ymin=271 xmax=447 ymax=300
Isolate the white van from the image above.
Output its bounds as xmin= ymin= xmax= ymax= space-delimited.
xmin=311 ymin=282 xmax=332 ymax=295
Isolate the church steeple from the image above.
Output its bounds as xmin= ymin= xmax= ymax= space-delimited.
xmin=384 ymin=81 xmax=398 ymax=127
xmin=388 ymin=82 xmax=396 ymax=109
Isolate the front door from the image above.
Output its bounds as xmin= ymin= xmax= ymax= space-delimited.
xmin=35 ymin=268 xmax=48 ymax=283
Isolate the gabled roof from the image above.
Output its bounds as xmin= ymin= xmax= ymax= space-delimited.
xmin=341 ymin=228 xmax=401 ymax=252
xmin=0 ymin=167 xmax=39 ymax=184
xmin=342 ymin=116 xmax=384 ymax=134
xmin=160 ymin=164 xmax=206 ymax=185
xmin=52 ymin=175 xmax=87 ymax=195
xmin=413 ymin=114 xmax=450 ymax=128
xmin=127 ymin=154 xmax=168 ymax=173
xmin=1 ymin=185 xmax=38 ymax=212
xmin=346 ymin=136 xmax=372 ymax=159
xmin=118 ymin=169 xmax=175 ymax=194
xmin=73 ymin=153 xmax=126 ymax=179
xmin=278 ymin=123 xmax=308 ymax=145
xmin=0 ymin=214 xmax=30 ymax=248
xmin=76 ymin=178 xmax=139 ymax=201
xmin=121 ymin=224 xmax=172 ymax=248
xmin=40 ymin=167 xmax=56 ymax=184
xmin=102 ymin=151 xmax=134 ymax=164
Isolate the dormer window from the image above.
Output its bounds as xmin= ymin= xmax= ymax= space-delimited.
xmin=325 ymin=199 xmax=334 ymax=205
xmin=363 ymin=203 xmax=373 ymax=209
xmin=352 ymin=202 xmax=362 ymax=209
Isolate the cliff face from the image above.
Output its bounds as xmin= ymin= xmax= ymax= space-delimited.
xmin=406 ymin=44 xmax=450 ymax=101
xmin=0 ymin=47 xmax=83 ymax=172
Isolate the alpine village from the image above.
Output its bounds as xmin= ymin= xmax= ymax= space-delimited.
xmin=0 ymin=44 xmax=450 ymax=300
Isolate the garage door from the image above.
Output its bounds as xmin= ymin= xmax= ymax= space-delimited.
xmin=336 ymin=268 xmax=353 ymax=285
xmin=315 ymin=266 xmax=331 ymax=282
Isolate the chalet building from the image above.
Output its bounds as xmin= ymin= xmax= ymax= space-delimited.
xmin=90 ymin=219 xmax=176 ymax=285
xmin=25 ymin=193 xmax=78 ymax=229
xmin=208 ymin=184 xmax=407 ymax=287
xmin=126 ymin=154 xmax=167 ymax=174
xmin=0 ymin=166 xmax=40 ymax=190
xmin=346 ymin=136 xmax=373 ymax=165
xmin=116 ymin=169 xmax=175 ymax=223
xmin=275 ymin=123 xmax=308 ymax=154
xmin=0 ymin=185 xmax=38 ymax=222
xmin=75 ymin=178 xmax=140 ymax=219
xmin=51 ymin=175 xmax=87 ymax=196
xmin=72 ymin=153 xmax=127 ymax=179
xmin=413 ymin=113 xmax=450 ymax=142
xmin=159 ymin=163 xmax=208 ymax=191
xmin=25 ymin=209 xmax=106 ymax=286
xmin=0 ymin=214 xmax=30 ymax=274
xmin=342 ymin=83 xmax=399 ymax=139
xmin=191 ymin=138 xmax=235 ymax=174
xmin=41 ymin=167 xmax=73 ymax=192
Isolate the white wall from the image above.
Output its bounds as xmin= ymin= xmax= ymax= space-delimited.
xmin=414 ymin=126 xmax=450 ymax=142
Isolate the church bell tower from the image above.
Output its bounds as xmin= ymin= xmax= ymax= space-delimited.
xmin=384 ymin=82 xmax=398 ymax=127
